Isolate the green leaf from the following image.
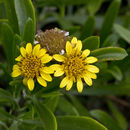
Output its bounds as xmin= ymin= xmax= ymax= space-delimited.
xmin=87 ymin=0 xmax=103 ymax=15
xmin=81 ymin=82 xmax=130 ymax=96
xmin=100 ymin=0 xmax=121 ymax=44
xmin=35 ymin=0 xmax=88 ymax=7
xmin=0 ymin=121 xmax=8 ymax=129
xmin=82 ymin=36 xmax=100 ymax=50
xmin=57 ymin=116 xmax=107 ymax=130
xmin=80 ymin=16 xmax=95 ymax=40
xmin=40 ymin=91 xmax=62 ymax=98
xmin=0 ymin=23 xmax=14 ymax=70
xmin=9 ymin=120 xmax=18 ymax=130
xmin=69 ymin=96 xmax=90 ymax=116
xmin=107 ymin=66 xmax=123 ymax=81
xmin=0 ymin=108 xmax=14 ymax=120
xmin=57 ymin=97 xmax=79 ymax=116
xmin=14 ymin=0 xmax=35 ymax=36
xmin=0 ymin=88 xmax=17 ymax=105
xmin=91 ymin=47 xmax=128 ymax=62
xmin=44 ymin=96 xmax=60 ymax=112
xmin=107 ymin=100 xmax=127 ymax=130
xmin=32 ymin=97 xmax=57 ymax=130
xmin=4 ymin=0 xmax=19 ymax=33
xmin=22 ymin=18 xmax=35 ymax=43
xmin=114 ymin=24 xmax=130 ymax=44
xmin=90 ymin=110 xmax=122 ymax=130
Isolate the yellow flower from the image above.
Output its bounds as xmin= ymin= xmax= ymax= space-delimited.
xmin=52 ymin=37 xmax=99 ymax=93
xmin=12 ymin=43 xmax=53 ymax=91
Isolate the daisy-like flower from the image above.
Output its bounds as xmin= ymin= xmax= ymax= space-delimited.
xmin=12 ymin=43 xmax=53 ymax=91
xmin=52 ymin=37 xmax=99 ymax=93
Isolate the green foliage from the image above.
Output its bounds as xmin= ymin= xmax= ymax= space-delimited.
xmin=14 ymin=0 xmax=36 ymax=36
xmin=114 ymin=24 xmax=130 ymax=44
xmin=91 ymin=47 xmax=127 ymax=62
xmin=83 ymin=36 xmax=99 ymax=50
xmin=22 ymin=18 xmax=35 ymax=43
xmin=107 ymin=100 xmax=127 ymax=130
xmin=57 ymin=116 xmax=107 ymax=130
xmin=90 ymin=110 xmax=122 ymax=130
xmin=80 ymin=16 xmax=95 ymax=40
xmin=32 ymin=97 xmax=57 ymax=130
xmin=100 ymin=0 xmax=121 ymax=44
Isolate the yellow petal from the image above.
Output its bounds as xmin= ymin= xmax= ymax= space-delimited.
xmin=60 ymin=77 xmax=69 ymax=88
xmin=66 ymin=41 xmax=72 ymax=55
xmin=50 ymin=64 xmax=63 ymax=71
xmin=75 ymin=40 xmax=82 ymax=52
xmin=84 ymin=76 xmax=92 ymax=86
xmin=42 ymin=67 xmax=54 ymax=74
xmin=84 ymin=71 xmax=97 ymax=79
xmin=38 ymin=48 xmax=47 ymax=57
xmin=54 ymin=70 xmax=64 ymax=77
xmin=77 ymin=78 xmax=83 ymax=93
xmin=41 ymin=54 xmax=52 ymax=63
xmin=15 ymin=55 xmax=22 ymax=61
xmin=53 ymin=54 xmax=66 ymax=62
xmin=27 ymin=78 xmax=34 ymax=91
xmin=13 ymin=65 xmax=19 ymax=70
xmin=37 ymin=76 xmax=47 ymax=87
xmin=66 ymin=79 xmax=73 ymax=91
xmin=33 ymin=44 xmax=40 ymax=56
xmin=86 ymin=65 xmax=99 ymax=73
xmin=12 ymin=70 xmax=21 ymax=77
xmin=85 ymin=57 xmax=98 ymax=63
xmin=71 ymin=37 xmax=77 ymax=46
xmin=82 ymin=49 xmax=90 ymax=57
xmin=26 ymin=43 xmax=32 ymax=54
xmin=41 ymin=73 xmax=52 ymax=82
xmin=20 ymin=47 xmax=26 ymax=57
xmin=23 ymin=78 xmax=28 ymax=86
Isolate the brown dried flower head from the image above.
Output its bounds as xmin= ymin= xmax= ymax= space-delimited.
xmin=35 ymin=28 xmax=70 ymax=55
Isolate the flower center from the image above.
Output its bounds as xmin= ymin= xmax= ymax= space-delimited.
xmin=64 ymin=54 xmax=85 ymax=77
xmin=19 ymin=54 xmax=42 ymax=78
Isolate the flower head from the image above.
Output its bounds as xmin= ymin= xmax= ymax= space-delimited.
xmin=12 ymin=43 xmax=53 ymax=91
xmin=35 ymin=28 xmax=70 ymax=55
xmin=52 ymin=37 xmax=99 ymax=93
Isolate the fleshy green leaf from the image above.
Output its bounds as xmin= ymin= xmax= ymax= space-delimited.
xmin=87 ymin=0 xmax=103 ymax=15
xmin=0 ymin=23 xmax=14 ymax=70
xmin=107 ymin=100 xmax=127 ymax=130
xmin=91 ymin=47 xmax=128 ymax=62
xmin=90 ymin=110 xmax=122 ymax=130
xmin=82 ymin=36 xmax=100 ymax=50
xmin=107 ymin=66 xmax=123 ymax=81
xmin=80 ymin=16 xmax=95 ymax=40
xmin=44 ymin=96 xmax=60 ymax=112
xmin=22 ymin=18 xmax=35 ymax=43
xmin=100 ymin=0 xmax=121 ymax=44
xmin=69 ymin=96 xmax=90 ymax=116
xmin=35 ymin=0 xmax=88 ymax=7
xmin=71 ymin=82 xmax=130 ymax=96
xmin=114 ymin=24 xmax=130 ymax=44
xmin=32 ymin=97 xmax=57 ymax=130
xmin=57 ymin=116 xmax=107 ymax=130
xmin=57 ymin=97 xmax=79 ymax=116
xmin=4 ymin=0 xmax=19 ymax=33
xmin=14 ymin=0 xmax=35 ymax=36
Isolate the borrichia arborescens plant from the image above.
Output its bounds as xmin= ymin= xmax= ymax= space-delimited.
xmin=52 ymin=37 xmax=99 ymax=93
xmin=12 ymin=43 xmax=53 ymax=91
